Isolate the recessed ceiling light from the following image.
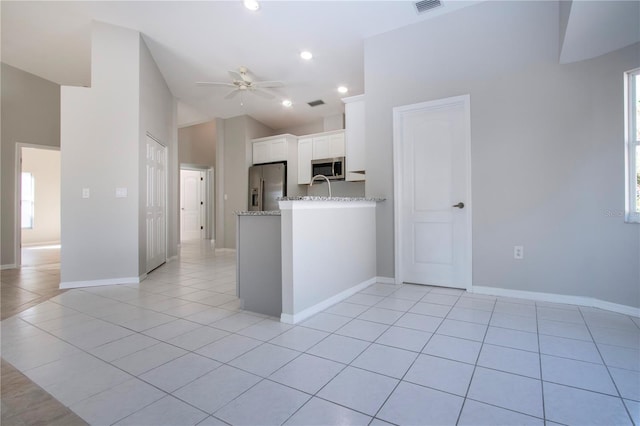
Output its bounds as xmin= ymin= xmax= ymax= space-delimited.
xmin=337 ymin=86 xmax=349 ymax=94
xmin=282 ymin=99 xmax=292 ymax=107
xmin=300 ymin=51 xmax=313 ymax=60
xmin=243 ymin=0 xmax=260 ymax=11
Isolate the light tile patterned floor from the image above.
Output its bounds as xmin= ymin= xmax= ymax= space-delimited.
xmin=1 ymin=240 xmax=639 ymax=425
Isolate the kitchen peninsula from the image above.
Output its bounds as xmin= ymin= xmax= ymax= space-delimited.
xmin=236 ymin=196 xmax=383 ymax=324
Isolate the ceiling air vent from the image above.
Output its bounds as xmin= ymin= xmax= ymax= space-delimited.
xmin=414 ymin=0 xmax=442 ymax=14
xmin=307 ymin=99 xmax=325 ymax=107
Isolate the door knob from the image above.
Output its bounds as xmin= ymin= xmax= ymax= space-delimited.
xmin=452 ymin=202 xmax=465 ymax=209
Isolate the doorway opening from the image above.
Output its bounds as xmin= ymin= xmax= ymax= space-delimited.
xmin=18 ymin=145 xmax=61 ymax=269
xmin=180 ymin=166 xmax=214 ymax=242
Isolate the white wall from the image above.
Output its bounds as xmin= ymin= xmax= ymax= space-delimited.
xmin=21 ymin=148 xmax=61 ymax=246
xmin=280 ymin=201 xmax=377 ymax=323
xmin=1 ymin=63 xmax=60 ymax=267
xmin=365 ymin=1 xmax=640 ymax=308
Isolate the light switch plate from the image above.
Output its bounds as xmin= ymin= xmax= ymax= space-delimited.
xmin=115 ymin=187 xmax=127 ymax=198
xmin=82 ymin=188 xmax=90 ymax=198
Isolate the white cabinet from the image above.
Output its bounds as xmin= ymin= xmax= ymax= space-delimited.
xmin=252 ymin=138 xmax=287 ymax=165
xmin=311 ymin=135 xmax=329 ymax=160
xmin=312 ymin=132 xmax=345 ymax=160
xmin=251 ymin=134 xmax=303 ymax=197
xmin=297 ymin=138 xmax=313 ymax=184
xmin=343 ymin=95 xmax=365 ymax=182
xmin=298 ymin=131 xmax=345 ymax=184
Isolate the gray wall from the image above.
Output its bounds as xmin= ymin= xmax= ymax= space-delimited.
xmin=178 ymin=120 xmax=216 ymax=243
xmin=61 ymin=22 xmax=141 ymax=283
xmin=275 ymin=119 xmax=324 ymax=136
xmin=61 ymin=22 xmax=176 ymax=284
xmin=1 ymin=63 xmax=60 ymax=267
xmin=139 ymin=36 xmax=178 ymax=271
xmin=307 ymin=181 xmax=365 ymax=198
xmin=178 ymin=121 xmax=216 ymax=167
xmin=365 ymin=1 xmax=640 ymax=307
xmin=221 ymin=115 xmax=274 ymax=249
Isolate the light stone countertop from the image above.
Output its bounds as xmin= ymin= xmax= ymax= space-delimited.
xmin=278 ymin=196 xmax=385 ymax=202
xmin=235 ymin=210 xmax=282 ymax=216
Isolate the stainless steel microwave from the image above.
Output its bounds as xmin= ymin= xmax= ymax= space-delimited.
xmin=311 ymin=157 xmax=345 ymax=180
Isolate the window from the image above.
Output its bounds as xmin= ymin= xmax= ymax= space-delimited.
xmin=21 ymin=172 xmax=35 ymax=229
xmin=625 ymin=69 xmax=640 ymax=223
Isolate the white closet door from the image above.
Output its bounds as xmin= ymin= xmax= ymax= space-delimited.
xmin=395 ymin=95 xmax=471 ymax=289
xmin=146 ymin=136 xmax=166 ymax=272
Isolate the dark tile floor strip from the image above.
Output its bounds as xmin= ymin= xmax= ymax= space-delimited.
xmin=1 ymin=247 xmax=86 ymax=426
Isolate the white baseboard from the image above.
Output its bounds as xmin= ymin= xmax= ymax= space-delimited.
xmin=471 ymin=286 xmax=640 ymax=318
xmin=1 ymin=264 xmax=17 ymax=270
xmin=375 ymin=276 xmax=397 ymax=285
xmin=215 ymin=248 xmax=236 ymax=253
xmin=21 ymin=241 xmax=60 ymax=248
xmin=281 ymin=277 xmax=376 ymax=324
xmin=60 ymin=276 xmax=142 ymax=289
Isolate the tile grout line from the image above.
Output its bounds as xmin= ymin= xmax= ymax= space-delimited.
xmin=534 ymin=300 xmax=547 ymax=424
xmin=577 ymin=305 xmax=637 ymax=426
xmin=368 ymin=287 xmax=459 ymax=424
xmin=453 ymin=293 xmax=496 ymax=426
xmin=5 ymin=251 xmax=639 ymax=426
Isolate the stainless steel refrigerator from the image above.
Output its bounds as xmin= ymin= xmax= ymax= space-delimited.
xmin=248 ymin=162 xmax=286 ymax=211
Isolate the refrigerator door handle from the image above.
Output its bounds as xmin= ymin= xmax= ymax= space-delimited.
xmin=259 ymin=178 xmax=264 ymax=211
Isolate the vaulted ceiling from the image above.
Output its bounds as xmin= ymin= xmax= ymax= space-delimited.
xmin=2 ymin=1 xmax=638 ymax=130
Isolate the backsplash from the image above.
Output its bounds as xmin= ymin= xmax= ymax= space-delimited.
xmin=305 ymin=181 xmax=365 ymax=198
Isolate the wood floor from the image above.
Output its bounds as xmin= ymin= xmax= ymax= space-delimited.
xmin=1 ymin=247 xmax=87 ymax=426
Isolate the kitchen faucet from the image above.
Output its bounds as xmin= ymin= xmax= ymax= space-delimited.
xmin=310 ymin=174 xmax=332 ymax=198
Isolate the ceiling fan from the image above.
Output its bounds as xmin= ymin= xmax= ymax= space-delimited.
xmin=196 ymin=66 xmax=284 ymax=100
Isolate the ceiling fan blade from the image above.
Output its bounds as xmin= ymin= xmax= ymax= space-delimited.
xmin=250 ymin=89 xmax=275 ymax=100
xmin=253 ymin=81 xmax=284 ymax=89
xmin=196 ymin=81 xmax=235 ymax=87
xmin=224 ymin=90 xmax=240 ymax=99
xmin=228 ymin=70 xmax=243 ymax=82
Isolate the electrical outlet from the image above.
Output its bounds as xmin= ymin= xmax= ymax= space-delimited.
xmin=514 ymin=245 xmax=524 ymax=260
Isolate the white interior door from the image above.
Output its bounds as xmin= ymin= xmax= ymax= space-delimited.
xmin=146 ymin=136 xmax=166 ymax=273
xmin=181 ymin=169 xmax=204 ymax=241
xmin=394 ymin=95 xmax=471 ymax=289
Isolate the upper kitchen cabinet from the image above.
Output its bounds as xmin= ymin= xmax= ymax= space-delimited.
xmin=342 ymin=95 xmax=365 ymax=182
xmin=252 ymin=136 xmax=289 ymax=165
xmin=251 ymin=134 xmax=303 ymax=197
xmin=297 ymin=138 xmax=313 ymax=184
xmin=312 ymin=131 xmax=345 ymax=160
xmin=297 ymin=130 xmax=345 ymax=184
